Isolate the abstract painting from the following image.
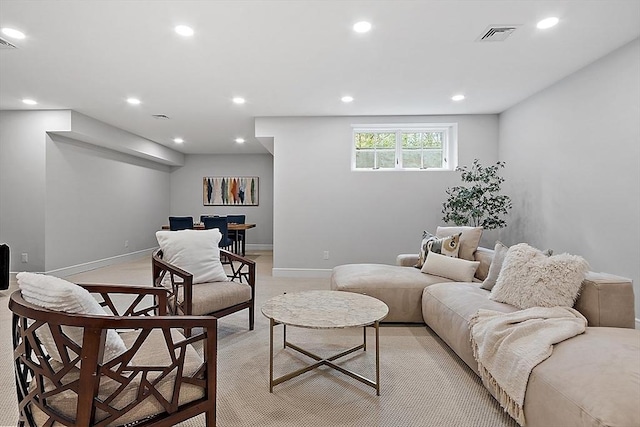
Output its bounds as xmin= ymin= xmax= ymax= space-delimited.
xmin=203 ymin=176 xmax=259 ymax=206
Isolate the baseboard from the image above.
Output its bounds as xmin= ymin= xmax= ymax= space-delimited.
xmin=246 ymin=243 xmax=273 ymax=251
xmin=44 ymin=248 xmax=157 ymax=277
xmin=272 ymin=268 xmax=332 ymax=278
xmin=636 ymin=318 xmax=640 ymax=330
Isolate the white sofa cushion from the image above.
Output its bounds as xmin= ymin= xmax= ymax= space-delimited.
xmin=422 ymin=252 xmax=480 ymax=282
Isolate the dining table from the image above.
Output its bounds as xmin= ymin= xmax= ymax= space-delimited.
xmin=160 ymin=223 xmax=256 ymax=256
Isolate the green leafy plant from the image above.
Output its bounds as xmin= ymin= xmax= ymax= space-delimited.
xmin=441 ymin=159 xmax=512 ymax=230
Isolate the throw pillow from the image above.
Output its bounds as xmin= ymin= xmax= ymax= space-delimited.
xmin=416 ymin=231 xmax=461 ymax=268
xmin=480 ymin=241 xmax=509 ymax=290
xmin=155 ymin=229 xmax=229 ymax=284
xmin=481 ymin=242 xmax=554 ymax=291
xmin=489 ymin=243 xmax=589 ymax=309
xmin=16 ymin=272 xmax=127 ymax=364
xmin=421 ymin=252 xmax=480 ymax=282
xmin=436 ymin=226 xmax=483 ymax=261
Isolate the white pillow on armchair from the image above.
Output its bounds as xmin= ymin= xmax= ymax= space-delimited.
xmin=156 ymin=229 xmax=229 ymax=284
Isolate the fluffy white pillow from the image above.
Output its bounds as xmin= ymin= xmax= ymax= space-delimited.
xmin=489 ymin=243 xmax=589 ymax=309
xmin=17 ymin=272 xmax=127 ymax=364
xmin=421 ymin=252 xmax=480 ymax=282
xmin=155 ymin=229 xmax=229 ymax=284
xmin=481 ymin=242 xmax=554 ymax=291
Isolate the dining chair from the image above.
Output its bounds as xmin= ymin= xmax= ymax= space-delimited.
xmin=202 ymin=216 xmax=234 ymax=251
xmin=169 ymin=216 xmax=194 ymax=231
xmin=226 ymin=214 xmax=246 ymax=255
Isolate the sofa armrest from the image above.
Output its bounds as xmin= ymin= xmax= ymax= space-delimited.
xmin=575 ymin=272 xmax=635 ymax=328
xmin=396 ymin=254 xmax=418 ymax=267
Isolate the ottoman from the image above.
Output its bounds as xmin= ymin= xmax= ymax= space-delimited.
xmin=330 ymin=263 xmax=452 ymax=322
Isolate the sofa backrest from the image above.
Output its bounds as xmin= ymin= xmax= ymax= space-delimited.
xmin=473 ymin=247 xmax=636 ymax=328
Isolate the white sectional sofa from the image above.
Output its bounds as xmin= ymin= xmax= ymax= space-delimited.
xmin=330 ymin=246 xmax=639 ymax=427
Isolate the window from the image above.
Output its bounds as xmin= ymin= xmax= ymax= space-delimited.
xmin=352 ymin=123 xmax=457 ymax=171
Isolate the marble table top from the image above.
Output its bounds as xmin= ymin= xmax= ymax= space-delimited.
xmin=261 ymin=290 xmax=389 ymax=329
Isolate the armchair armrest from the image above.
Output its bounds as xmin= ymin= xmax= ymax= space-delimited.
xmin=220 ymin=248 xmax=256 ymax=288
xmin=79 ymin=283 xmax=168 ymax=316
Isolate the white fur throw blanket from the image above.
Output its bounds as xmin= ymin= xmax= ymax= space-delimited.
xmin=470 ymin=307 xmax=587 ymax=426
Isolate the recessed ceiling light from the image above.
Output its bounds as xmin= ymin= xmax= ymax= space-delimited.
xmin=174 ymin=25 xmax=194 ymax=37
xmin=341 ymin=96 xmax=354 ymax=103
xmin=173 ymin=138 xmax=184 ymax=144
xmin=1 ymin=28 xmax=25 ymax=39
xmin=232 ymin=97 xmax=246 ymax=104
xmin=127 ymin=98 xmax=141 ymax=105
xmin=451 ymin=94 xmax=465 ymax=101
xmin=353 ymin=21 xmax=372 ymax=33
xmin=22 ymin=98 xmax=37 ymax=105
xmin=537 ymin=17 xmax=559 ymax=29
xmin=235 ymin=138 xmax=245 ymax=144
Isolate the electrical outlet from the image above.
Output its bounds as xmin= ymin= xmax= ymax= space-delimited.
xmin=21 ymin=253 xmax=28 ymax=263
xmin=124 ymin=240 xmax=129 ymax=248
xmin=323 ymin=251 xmax=329 ymax=260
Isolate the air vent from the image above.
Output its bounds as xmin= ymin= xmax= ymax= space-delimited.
xmin=477 ymin=25 xmax=519 ymax=42
xmin=0 ymin=37 xmax=17 ymax=49
xmin=152 ymin=114 xmax=170 ymax=120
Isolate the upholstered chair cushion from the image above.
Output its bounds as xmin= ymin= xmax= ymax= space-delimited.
xmin=174 ymin=281 xmax=252 ymax=316
xmin=31 ymin=328 xmax=204 ymax=426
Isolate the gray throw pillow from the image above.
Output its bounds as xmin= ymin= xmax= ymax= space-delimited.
xmin=480 ymin=241 xmax=509 ymax=290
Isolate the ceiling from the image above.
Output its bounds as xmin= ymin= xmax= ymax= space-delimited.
xmin=1 ymin=1 xmax=639 ymax=155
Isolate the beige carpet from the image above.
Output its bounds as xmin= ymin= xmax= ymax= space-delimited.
xmin=0 ymin=251 xmax=517 ymax=427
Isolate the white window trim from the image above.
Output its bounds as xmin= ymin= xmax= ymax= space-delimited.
xmin=351 ymin=123 xmax=458 ymax=171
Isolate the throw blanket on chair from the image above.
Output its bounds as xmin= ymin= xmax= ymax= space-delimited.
xmin=470 ymin=307 xmax=587 ymax=426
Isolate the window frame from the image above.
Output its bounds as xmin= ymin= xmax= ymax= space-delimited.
xmin=351 ymin=123 xmax=458 ymax=171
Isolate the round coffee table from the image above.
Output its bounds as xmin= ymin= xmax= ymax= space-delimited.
xmin=261 ymin=290 xmax=389 ymax=395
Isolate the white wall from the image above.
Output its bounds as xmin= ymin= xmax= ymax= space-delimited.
xmin=170 ymin=154 xmax=274 ymax=249
xmin=0 ymin=111 xmax=70 ymax=271
xmin=0 ymin=110 xmax=172 ymax=274
xmin=499 ymin=38 xmax=640 ymax=314
xmin=45 ymin=135 xmax=171 ymax=272
xmin=256 ymin=115 xmax=499 ymax=275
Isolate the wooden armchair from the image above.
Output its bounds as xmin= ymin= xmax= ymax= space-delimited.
xmin=10 ymin=283 xmax=217 ymax=427
xmin=152 ymin=248 xmax=256 ymax=334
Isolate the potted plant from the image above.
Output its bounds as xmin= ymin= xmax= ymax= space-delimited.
xmin=441 ymin=159 xmax=512 ymax=229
